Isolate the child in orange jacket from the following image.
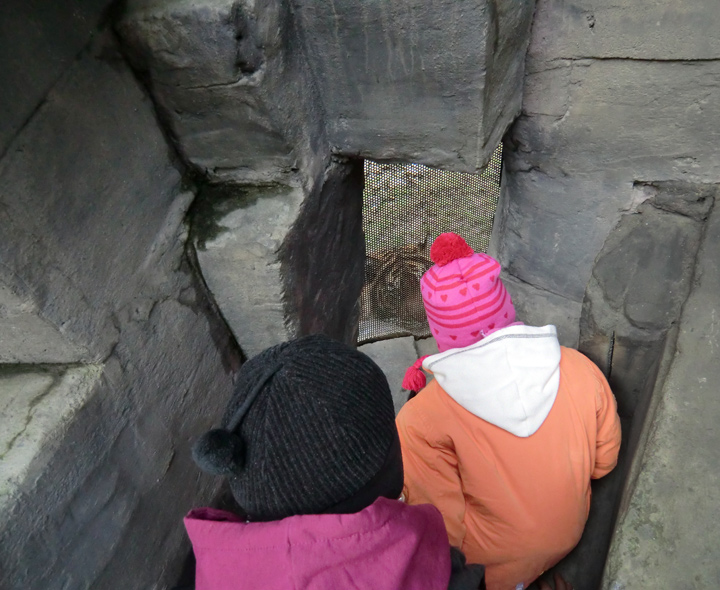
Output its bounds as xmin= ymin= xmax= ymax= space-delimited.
xmin=397 ymin=233 xmax=621 ymax=590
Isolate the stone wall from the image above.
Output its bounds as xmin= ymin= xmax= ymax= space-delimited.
xmin=1 ymin=1 xmax=537 ymax=586
xmin=118 ymin=0 xmax=536 ymax=358
xmin=0 ymin=5 xmax=238 ymax=588
xmin=494 ymin=1 xmax=720 ymax=587
xmin=6 ymin=0 xmax=720 ymax=587
xmin=495 ymin=0 xmax=720 ymax=346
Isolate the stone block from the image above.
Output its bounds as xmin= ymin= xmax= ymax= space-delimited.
xmin=0 ymin=283 xmax=89 ymax=363
xmin=118 ymin=0 xmax=314 ymax=182
xmin=0 ymin=0 xmax=111 ymax=153
xmin=414 ymin=336 xmax=439 ymax=358
xmin=515 ymin=59 xmax=720 ymax=181
xmin=0 ymin=365 xmax=102 ymax=511
xmin=192 ymin=182 xmax=304 ymax=358
xmin=579 ymin=191 xmax=707 ymax=418
xmin=0 ymin=35 xmax=183 ymax=360
xmin=119 ymin=0 xmax=535 ymax=177
xmin=497 ymin=170 xmax=631 ymax=302
xmin=591 ymin=205 xmax=702 ymax=331
xmin=0 ymin=31 xmax=237 ymax=590
xmin=359 ymin=336 xmax=418 ymax=415
xmin=295 ymin=0 xmax=534 ymax=172
xmin=601 ymin=200 xmax=720 ymax=590
xmin=501 ymin=274 xmax=582 ymax=348
xmin=530 ymin=0 xmax=720 ymax=61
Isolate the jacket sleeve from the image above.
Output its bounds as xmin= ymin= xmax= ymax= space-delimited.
xmin=588 ymin=361 xmax=622 ymax=479
xmin=396 ymin=396 xmax=467 ymax=548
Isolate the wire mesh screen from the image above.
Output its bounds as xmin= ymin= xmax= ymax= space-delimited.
xmin=359 ymin=143 xmax=503 ymax=344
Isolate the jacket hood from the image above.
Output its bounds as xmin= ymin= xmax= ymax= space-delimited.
xmin=423 ymin=324 xmax=561 ymax=437
xmin=184 ymin=497 xmax=450 ymax=590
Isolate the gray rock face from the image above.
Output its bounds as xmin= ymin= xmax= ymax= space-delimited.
xmin=501 ymin=274 xmax=582 ymax=348
xmin=494 ymin=0 xmax=720 ymax=585
xmin=0 ymin=36 xmax=184 ymax=362
xmin=516 ymin=59 xmax=720 ymax=181
xmin=496 ymin=0 xmax=720 ymax=331
xmin=602 ymin=198 xmax=720 ymax=590
xmin=580 ymin=184 xmax=710 ymax=436
xmin=531 ymin=0 xmax=720 ymax=60
xmin=118 ymin=0 xmax=535 ymax=179
xmin=0 ymin=0 xmax=111 ymax=154
xmin=0 ymin=284 xmax=89 ymax=363
xmin=192 ymin=181 xmax=305 ymax=358
xmin=0 ymin=30 xmax=237 ymax=590
xmin=359 ymin=336 xmax=418 ymax=415
xmin=118 ymin=0 xmax=309 ymax=183
xmin=294 ymin=0 xmax=534 ymax=171
xmin=118 ymin=0 xmax=536 ymax=365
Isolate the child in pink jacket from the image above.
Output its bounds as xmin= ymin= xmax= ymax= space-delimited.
xmin=397 ymin=233 xmax=621 ymax=590
xmin=185 ymin=334 xmax=485 ymax=590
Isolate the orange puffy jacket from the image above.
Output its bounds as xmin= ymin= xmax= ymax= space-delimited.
xmin=396 ymin=324 xmax=621 ymax=590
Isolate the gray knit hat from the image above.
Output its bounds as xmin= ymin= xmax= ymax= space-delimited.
xmin=192 ymin=334 xmax=403 ymax=521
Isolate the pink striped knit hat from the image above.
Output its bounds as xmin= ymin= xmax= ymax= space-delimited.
xmin=402 ymin=233 xmax=516 ymax=391
xmin=421 ymin=233 xmax=516 ymax=352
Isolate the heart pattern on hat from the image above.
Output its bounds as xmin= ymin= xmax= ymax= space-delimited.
xmin=418 ymin=233 xmax=516 ymax=353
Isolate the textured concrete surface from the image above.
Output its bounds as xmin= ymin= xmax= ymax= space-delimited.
xmin=496 ymin=0 xmax=720 ymax=320
xmin=118 ymin=0 xmax=534 ymax=179
xmin=494 ymin=1 xmax=720 ymax=586
xmin=360 ymin=336 xmax=418 ymax=415
xmin=0 ymin=365 xmax=102 ymax=511
xmin=601 ymin=200 xmax=720 ymax=589
xmin=192 ymin=182 xmax=304 ymax=358
xmin=118 ymin=0 xmax=327 ymax=184
xmin=0 ymin=29 xmax=236 ymax=590
xmin=0 ymin=284 xmax=89 ymax=363
xmin=0 ymin=0 xmax=111 ymax=154
xmin=530 ymin=0 xmax=720 ymax=61
xmin=358 ymin=336 xmax=438 ymax=415
xmin=580 ymin=189 xmax=710 ymax=418
xmin=501 ymin=274 xmax=582 ymax=349
xmin=0 ymin=34 xmax=183 ymax=362
xmin=294 ymin=0 xmax=534 ymax=171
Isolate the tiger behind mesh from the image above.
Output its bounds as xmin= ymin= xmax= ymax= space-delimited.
xmin=362 ymin=242 xmax=432 ymax=332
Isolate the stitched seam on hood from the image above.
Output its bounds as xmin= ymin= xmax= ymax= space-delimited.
xmin=504 ymin=339 xmax=530 ymax=435
xmin=425 ymin=331 xmax=556 ymax=370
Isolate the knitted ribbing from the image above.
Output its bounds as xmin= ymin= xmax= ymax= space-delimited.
xmin=221 ymin=334 xmax=396 ymax=521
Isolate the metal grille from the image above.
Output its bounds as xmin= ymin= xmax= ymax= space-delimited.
xmin=359 ymin=143 xmax=503 ymax=344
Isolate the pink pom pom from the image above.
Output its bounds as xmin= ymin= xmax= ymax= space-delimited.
xmin=430 ymin=233 xmax=474 ymax=266
xmin=402 ymin=356 xmax=430 ymax=392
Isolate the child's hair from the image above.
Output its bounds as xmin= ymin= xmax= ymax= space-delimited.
xmin=192 ymin=334 xmax=403 ymax=521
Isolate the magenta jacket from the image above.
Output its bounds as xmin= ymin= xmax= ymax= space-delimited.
xmin=184 ymin=497 xmax=451 ymax=590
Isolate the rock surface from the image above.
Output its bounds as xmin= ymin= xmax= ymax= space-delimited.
xmin=496 ymin=0 xmax=720 ymax=347
xmin=602 ymin=198 xmax=720 ymax=590
xmin=192 ymin=181 xmax=305 ymax=358
xmin=0 ymin=30 xmax=237 ymax=590
xmin=494 ymin=0 xmax=720 ymax=585
xmin=118 ymin=0 xmax=535 ymax=179
xmin=359 ymin=336 xmax=418 ymax=415
xmin=0 ymin=0 xmax=111 ymax=154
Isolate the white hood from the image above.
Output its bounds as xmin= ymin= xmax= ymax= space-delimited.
xmin=422 ymin=325 xmax=561 ymax=437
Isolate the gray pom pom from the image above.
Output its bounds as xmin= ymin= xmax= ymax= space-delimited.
xmin=192 ymin=429 xmax=245 ymax=476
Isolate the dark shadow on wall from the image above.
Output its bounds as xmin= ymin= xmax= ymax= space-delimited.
xmin=279 ymin=157 xmax=366 ymax=346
